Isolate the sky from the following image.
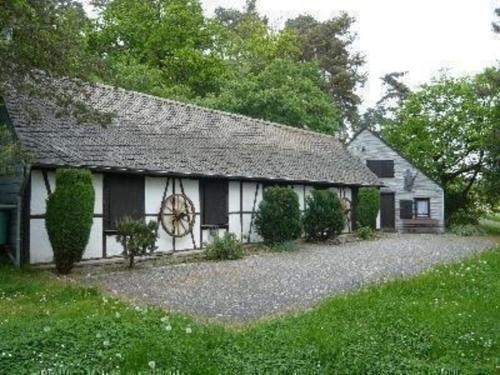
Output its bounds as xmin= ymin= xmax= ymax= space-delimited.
xmin=84 ymin=0 xmax=500 ymax=108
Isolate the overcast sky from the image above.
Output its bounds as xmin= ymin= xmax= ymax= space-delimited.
xmin=84 ymin=0 xmax=500 ymax=108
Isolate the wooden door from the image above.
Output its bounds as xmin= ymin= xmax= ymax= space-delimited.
xmin=380 ymin=192 xmax=395 ymax=230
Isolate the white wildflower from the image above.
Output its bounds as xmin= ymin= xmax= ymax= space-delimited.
xmin=185 ymin=327 xmax=192 ymax=334
xmin=115 ymin=312 xmax=121 ymax=319
xmin=165 ymin=324 xmax=172 ymax=332
xmin=148 ymin=361 xmax=156 ymax=369
xmin=103 ymin=340 xmax=110 ymax=347
xmin=43 ymin=326 xmax=51 ymax=333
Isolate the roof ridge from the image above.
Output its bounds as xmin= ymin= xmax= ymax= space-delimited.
xmin=92 ymin=81 xmax=342 ymax=142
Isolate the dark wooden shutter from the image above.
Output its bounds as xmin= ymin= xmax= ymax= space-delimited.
xmin=104 ymin=174 xmax=145 ymax=230
xmin=400 ymin=200 xmax=413 ymax=219
xmin=367 ymin=160 xmax=394 ymax=178
xmin=201 ymin=179 xmax=228 ymax=226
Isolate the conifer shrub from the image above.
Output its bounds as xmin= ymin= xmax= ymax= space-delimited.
xmin=303 ymin=189 xmax=345 ymax=241
xmin=356 ymin=187 xmax=380 ymax=229
xmin=255 ymin=186 xmax=302 ymax=245
xmin=45 ymin=168 xmax=95 ymax=274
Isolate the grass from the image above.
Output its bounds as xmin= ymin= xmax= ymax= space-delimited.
xmin=480 ymin=212 xmax=500 ymax=236
xmin=1 ymin=248 xmax=499 ymax=374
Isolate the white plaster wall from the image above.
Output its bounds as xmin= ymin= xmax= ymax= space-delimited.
xmin=82 ymin=218 xmax=103 ymax=259
xmin=228 ymin=181 xmax=240 ymax=213
xmin=106 ymin=235 xmax=123 ymax=257
xmin=29 ymin=171 xmax=104 ymax=264
xmin=29 ymin=219 xmax=52 ymax=264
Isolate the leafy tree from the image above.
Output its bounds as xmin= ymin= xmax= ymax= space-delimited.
xmin=201 ymin=59 xmax=341 ymax=134
xmin=285 ymin=13 xmax=366 ymax=127
xmin=90 ymin=0 xmax=227 ymax=99
xmin=255 ymin=186 xmax=302 ymax=245
xmin=384 ymin=68 xmax=500 ymax=222
xmin=355 ymin=188 xmax=380 ymax=229
xmin=303 ymin=189 xmax=345 ymax=241
xmin=46 ymin=169 xmax=95 ymax=274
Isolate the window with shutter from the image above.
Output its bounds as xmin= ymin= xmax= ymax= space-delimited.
xmin=200 ymin=179 xmax=228 ymax=227
xmin=103 ymin=174 xmax=145 ymax=230
xmin=366 ymin=160 xmax=395 ymax=178
xmin=399 ymin=200 xmax=413 ymax=219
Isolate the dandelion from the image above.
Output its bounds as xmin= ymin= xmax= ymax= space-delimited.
xmin=148 ymin=361 xmax=156 ymax=369
xmin=185 ymin=327 xmax=192 ymax=334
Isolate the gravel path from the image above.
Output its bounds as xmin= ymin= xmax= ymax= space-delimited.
xmin=86 ymin=234 xmax=495 ymax=323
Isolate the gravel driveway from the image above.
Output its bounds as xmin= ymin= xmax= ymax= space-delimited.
xmin=86 ymin=234 xmax=495 ymax=323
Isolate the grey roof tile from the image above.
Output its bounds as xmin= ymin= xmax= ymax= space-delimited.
xmin=4 ymin=79 xmax=380 ymax=186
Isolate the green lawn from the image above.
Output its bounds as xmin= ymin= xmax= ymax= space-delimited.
xmin=480 ymin=213 xmax=500 ymax=235
xmin=1 ymin=247 xmax=499 ymax=374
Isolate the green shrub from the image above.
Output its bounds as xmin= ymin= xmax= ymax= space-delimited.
xmin=449 ymin=224 xmax=486 ymax=237
xmin=270 ymin=240 xmax=299 ymax=252
xmin=356 ymin=226 xmax=375 ymax=240
xmin=205 ymin=232 xmax=244 ymax=260
xmin=116 ymin=217 xmax=159 ymax=268
xmin=255 ymin=186 xmax=302 ymax=245
xmin=303 ymin=189 xmax=345 ymax=241
xmin=46 ymin=168 xmax=95 ymax=274
xmin=356 ymin=187 xmax=380 ymax=229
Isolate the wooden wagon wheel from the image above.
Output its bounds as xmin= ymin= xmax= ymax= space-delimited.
xmin=160 ymin=194 xmax=196 ymax=238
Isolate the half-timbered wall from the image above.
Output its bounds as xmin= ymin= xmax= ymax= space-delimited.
xmin=27 ymin=168 xmax=353 ymax=264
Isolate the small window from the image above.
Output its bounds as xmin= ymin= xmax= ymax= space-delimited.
xmin=200 ymin=179 xmax=228 ymax=227
xmin=367 ymin=160 xmax=395 ymax=178
xmin=400 ymin=200 xmax=413 ymax=219
xmin=415 ymin=198 xmax=430 ymax=218
xmin=104 ymin=174 xmax=145 ymax=230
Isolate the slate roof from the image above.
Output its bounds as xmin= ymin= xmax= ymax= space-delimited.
xmin=3 ymin=78 xmax=380 ymax=186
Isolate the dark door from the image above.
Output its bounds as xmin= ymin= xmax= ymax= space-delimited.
xmin=380 ymin=192 xmax=395 ymax=230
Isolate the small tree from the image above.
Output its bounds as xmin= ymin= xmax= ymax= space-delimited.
xmin=46 ymin=168 xmax=95 ymax=274
xmin=356 ymin=187 xmax=380 ymax=229
xmin=255 ymin=186 xmax=302 ymax=245
xmin=303 ymin=189 xmax=345 ymax=241
xmin=205 ymin=232 xmax=244 ymax=260
xmin=116 ymin=217 xmax=158 ymax=268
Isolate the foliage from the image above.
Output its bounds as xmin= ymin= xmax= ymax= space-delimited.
xmin=0 ymin=126 xmax=29 ymax=175
xmin=356 ymin=187 xmax=380 ymax=229
xmin=201 ymin=59 xmax=341 ymax=134
xmin=116 ymin=217 xmax=158 ymax=268
xmin=269 ymin=240 xmax=299 ymax=253
xmin=478 ymin=216 xmax=500 ymax=236
xmin=45 ymin=169 xmax=95 ymax=274
xmin=90 ymin=0 xmax=226 ymax=99
xmin=0 ymin=248 xmax=499 ymax=373
xmin=285 ymin=13 xmax=366 ymax=127
xmin=449 ymin=224 xmax=486 ymax=237
xmin=356 ymin=226 xmax=376 ymax=240
xmin=255 ymin=186 xmax=302 ymax=245
xmin=383 ymin=68 xmax=500 ymax=223
xmin=303 ymin=189 xmax=345 ymax=241
xmin=204 ymin=232 xmax=244 ymax=261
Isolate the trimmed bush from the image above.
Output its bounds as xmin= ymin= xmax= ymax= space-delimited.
xmin=116 ymin=217 xmax=159 ymax=268
xmin=205 ymin=232 xmax=244 ymax=260
xmin=255 ymin=186 xmax=302 ymax=245
xmin=303 ymin=189 xmax=345 ymax=241
xmin=46 ymin=168 xmax=95 ymax=274
xmin=356 ymin=226 xmax=375 ymax=240
xmin=356 ymin=187 xmax=380 ymax=229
